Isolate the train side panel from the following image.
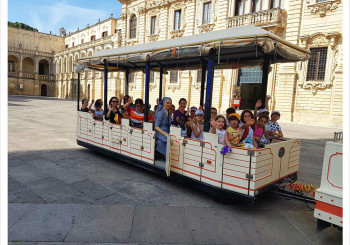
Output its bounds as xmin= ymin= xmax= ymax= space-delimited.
xmin=169 ymin=127 xmax=184 ymax=175
xmin=142 ymin=123 xmax=155 ymax=164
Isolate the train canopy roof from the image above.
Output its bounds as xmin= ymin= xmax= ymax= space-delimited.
xmin=76 ymin=25 xmax=310 ymax=72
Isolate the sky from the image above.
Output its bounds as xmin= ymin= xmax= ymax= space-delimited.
xmin=8 ymin=0 xmax=122 ymax=35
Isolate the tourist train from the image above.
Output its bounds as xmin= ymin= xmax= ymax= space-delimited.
xmin=75 ymin=25 xmax=342 ymax=229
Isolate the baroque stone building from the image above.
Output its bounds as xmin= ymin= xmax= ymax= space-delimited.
xmin=53 ymin=0 xmax=342 ymax=126
xmin=8 ymin=27 xmax=64 ymax=96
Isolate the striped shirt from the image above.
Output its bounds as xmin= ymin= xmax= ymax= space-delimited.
xmin=127 ymin=106 xmax=144 ymax=124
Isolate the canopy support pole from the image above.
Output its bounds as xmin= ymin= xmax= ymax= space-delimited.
xmin=144 ymin=60 xmax=150 ymax=122
xmin=103 ymin=59 xmax=108 ymax=113
xmin=261 ymin=58 xmax=270 ymax=109
xmin=125 ymin=69 xmax=129 ymax=96
xmin=159 ymin=67 xmax=163 ymax=102
xmin=204 ymin=49 xmax=216 ymax=132
xmin=200 ymin=60 xmax=207 ymax=108
xmin=77 ymin=72 xmax=80 ymax=111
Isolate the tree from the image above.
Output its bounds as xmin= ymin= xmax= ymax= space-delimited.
xmin=8 ymin=21 xmax=38 ymax=31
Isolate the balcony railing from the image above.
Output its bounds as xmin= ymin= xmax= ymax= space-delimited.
xmin=226 ymin=8 xmax=287 ymax=29
xmin=22 ymin=73 xmax=34 ymax=79
xmin=39 ymin=75 xmax=49 ymax=80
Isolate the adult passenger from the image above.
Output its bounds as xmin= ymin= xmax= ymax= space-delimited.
xmin=105 ymin=97 xmax=123 ymax=123
xmin=81 ymin=99 xmax=89 ymax=112
xmin=154 ymin=97 xmax=172 ymax=157
xmin=172 ymin=98 xmax=187 ymax=126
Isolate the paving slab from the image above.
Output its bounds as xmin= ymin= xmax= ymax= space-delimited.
xmin=65 ymin=205 xmax=135 ymax=243
xmin=69 ymin=179 xmax=116 ymax=200
xmin=41 ymin=167 xmax=87 ymax=184
xmin=8 ymin=203 xmax=34 ymax=229
xmin=26 ymin=159 xmax=62 ymax=171
xmin=129 ymin=205 xmax=192 ymax=244
xmin=9 ymin=164 xmax=51 ymax=184
xmin=8 ymin=204 xmax=86 ymax=242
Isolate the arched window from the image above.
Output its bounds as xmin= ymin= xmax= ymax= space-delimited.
xmin=130 ymin=15 xmax=137 ymax=39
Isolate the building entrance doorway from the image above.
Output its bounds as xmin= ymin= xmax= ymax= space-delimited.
xmin=237 ymin=67 xmax=263 ymax=110
xmin=40 ymin=84 xmax=47 ymax=96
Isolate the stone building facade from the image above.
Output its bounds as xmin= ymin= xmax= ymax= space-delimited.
xmin=8 ymin=27 xmax=64 ymax=96
xmin=53 ymin=0 xmax=342 ymax=127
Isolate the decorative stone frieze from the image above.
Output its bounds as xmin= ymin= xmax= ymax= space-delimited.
xmin=198 ymin=23 xmax=215 ymax=33
xmin=170 ymin=29 xmax=185 ymax=38
xmin=305 ymin=0 xmax=340 ymax=17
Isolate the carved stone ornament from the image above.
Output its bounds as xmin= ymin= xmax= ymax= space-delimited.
xmin=147 ymin=34 xmax=159 ymax=42
xmin=306 ymin=0 xmax=340 ymax=17
xmin=126 ymin=39 xmax=139 ymax=46
xmin=192 ymin=82 xmax=201 ymax=90
xmin=198 ymin=23 xmax=215 ymax=33
xmin=170 ymin=29 xmax=185 ymax=39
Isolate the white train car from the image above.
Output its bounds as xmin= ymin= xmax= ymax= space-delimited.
xmin=314 ymin=138 xmax=343 ymax=230
xmin=77 ymin=111 xmax=301 ymax=202
xmin=75 ymin=25 xmax=310 ymax=202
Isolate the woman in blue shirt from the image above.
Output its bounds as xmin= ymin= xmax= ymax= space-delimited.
xmin=154 ymin=97 xmax=172 ymax=157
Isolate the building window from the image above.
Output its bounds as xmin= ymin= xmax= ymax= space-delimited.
xmin=316 ymin=0 xmax=327 ymax=3
xmin=150 ymin=16 xmax=157 ymax=35
xmin=270 ymin=0 xmax=284 ymax=9
xmin=81 ymin=39 xmax=84 ymax=44
xmin=174 ymin=10 xmax=181 ymax=30
xmin=65 ymin=44 xmax=68 ymax=49
xmin=128 ymin=72 xmax=135 ymax=83
xmin=130 ymin=15 xmax=137 ymax=39
xmin=237 ymin=67 xmax=263 ymax=85
xmin=8 ymin=61 xmax=14 ymax=72
xmin=252 ymin=0 xmax=265 ymax=12
xmin=102 ymin=31 xmax=108 ymax=37
xmin=150 ymin=71 xmax=155 ymax=83
xmin=197 ymin=70 xmax=207 ymax=83
xmin=203 ymin=2 xmax=212 ymax=25
xmin=235 ymin=0 xmax=249 ymax=15
xmin=91 ymin=35 xmax=96 ymax=41
xmin=170 ymin=71 xmax=178 ymax=83
xmin=306 ymin=47 xmax=328 ymax=81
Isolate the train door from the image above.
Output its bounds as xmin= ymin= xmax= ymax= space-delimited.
xmin=120 ymin=119 xmax=130 ymax=157
xmin=200 ymin=134 xmax=224 ymax=188
xmin=110 ymin=123 xmax=122 ymax=154
xmin=93 ymin=120 xmax=104 ymax=145
xmin=129 ymin=127 xmax=143 ymax=160
xmin=169 ymin=127 xmax=184 ymax=175
xmin=102 ymin=121 xmax=111 ymax=150
xmin=142 ymin=123 xmax=155 ymax=164
xmin=182 ymin=138 xmax=202 ymax=181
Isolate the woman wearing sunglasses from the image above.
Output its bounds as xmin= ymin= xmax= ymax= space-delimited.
xmin=105 ymin=97 xmax=123 ymax=124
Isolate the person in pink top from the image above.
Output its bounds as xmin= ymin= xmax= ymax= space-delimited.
xmin=253 ymin=115 xmax=269 ymax=148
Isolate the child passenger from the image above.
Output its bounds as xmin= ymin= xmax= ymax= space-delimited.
xmin=210 ymin=115 xmax=227 ymax=144
xmin=191 ymin=110 xmax=204 ymax=141
xmin=178 ymin=115 xmax=190 ymax=138
xmin=240 ymin=109 xmax=255 ymax=148
xmin=253 ymin=115 xmax=269 ymax=148
xmin=225 ymin=113 xmax=242 ymax=148
xmin=266 ymin=111 xmax=283 ymax=142
xmin=89 ymin=100 xmax=104 ymax=121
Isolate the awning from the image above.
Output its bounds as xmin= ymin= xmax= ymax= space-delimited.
xmin=76 ymin=25 xmax=310 ymax=73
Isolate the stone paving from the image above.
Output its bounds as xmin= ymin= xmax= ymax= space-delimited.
xmin=8 ymin=96 xmax=343 ymax=245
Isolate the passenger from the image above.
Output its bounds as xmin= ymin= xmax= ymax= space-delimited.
xmin=225 ymin=113 xmax=242 ymax=148
xmin=210 ymin=107 xmax=218 ymax=129
xmin=169 ymin=104 xmax=176 ymax=123
xmin=254 ymin=95 xmax=271 ymax=119
xmin=191 ymin=110 xmax=204 ymax=141
xmin=210 ymin=115 xmax=227 ymax=144
xmin=81 ymin=99 xmax=89 ymax=112
xmin=240 ymin=109 xmax=255 ymax=147
xmin=121 ymin=95 xmax=132 ymax=119
xmin=96 ymin=99 xmax=103 ymax=108
xmin=172 ymin=98 xmax=188 ymax=126
xmin=253 ymin=115 xmax=269 ymax=148
xmin=89 ymin=100 xmax=104 ymax=121
xmin=178 ymin=115 xmax=190 ymax=138
xmin=226 ymin=107 xmax=236 ymax=126
xmin=154 ymin=98 xmax=160 ymax=112
xmin=266 ymin=111 xmax=283 ymax=143
xmin=123 ymin=98 xmax=153 ymax=128
xmin=154 ymin=97 xmax=173 ymax=158
xmin=105 ymin=97 xmax=123 ymax=124
xmin=188 ymin=106 xmax=197 ymax=125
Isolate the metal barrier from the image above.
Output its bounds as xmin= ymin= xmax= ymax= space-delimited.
xmin=333 ymin=132 xmax=343 ymax=143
